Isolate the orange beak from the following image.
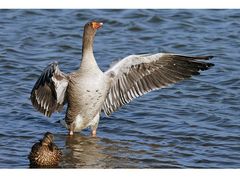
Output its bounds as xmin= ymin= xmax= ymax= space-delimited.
xmin=92 ymin=21 xmax=103 ymax=30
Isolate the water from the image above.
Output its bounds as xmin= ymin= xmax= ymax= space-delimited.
xmin=0 ymin=9 xmax=239 ymax=168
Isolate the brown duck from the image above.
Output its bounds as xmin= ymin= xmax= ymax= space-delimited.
xmin=28 ymin=132 xmax=62 ymax=168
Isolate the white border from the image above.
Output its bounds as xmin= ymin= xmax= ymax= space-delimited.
xmin=0 ymin=0 xmax=239 ymax=8
xmin=1 ymin=169 xmax=240 ymax=178
xmin=0 ymin=1 xmax=239 ymax=177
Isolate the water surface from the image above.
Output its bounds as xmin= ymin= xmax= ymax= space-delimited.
xmin=0 ymin=9 xmax=239 ymax=168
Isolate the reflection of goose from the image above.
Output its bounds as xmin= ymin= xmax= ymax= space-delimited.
xmin=61 ymin=134 xmax=160 ymax=168
xmin=28 ymin=132 xmax=62 ymax=168
xmin=30 ymin=21 xmax=214 ymax=136
xmin=62 ymin=134 xmax=109 ymax=168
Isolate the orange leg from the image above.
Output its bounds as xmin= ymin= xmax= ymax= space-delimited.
xmin=91 ymin=130 xmax=97 ymax=137
xmin=69 ymin=130 xmax=74 ymax=135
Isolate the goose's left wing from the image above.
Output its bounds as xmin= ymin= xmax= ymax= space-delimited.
xmin=102 ymin=53 xmax=214 ymax=116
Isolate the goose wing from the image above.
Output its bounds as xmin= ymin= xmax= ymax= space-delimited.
xmin=31 ymin=62 xmax=69 ymax=117
xmin=102 ymin=53 xmax=214 ymax=116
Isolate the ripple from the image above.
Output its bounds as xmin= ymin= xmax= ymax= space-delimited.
xmin=127 ymin=25 xmax=145 ymax=32
xmin=0 ymin=9 xmax=240 ymax=168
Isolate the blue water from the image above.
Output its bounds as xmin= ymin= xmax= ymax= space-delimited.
xmin=0 ymin=9 xmax=239 ymax=168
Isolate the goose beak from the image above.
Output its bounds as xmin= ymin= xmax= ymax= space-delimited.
xmin=92 ymin=22 xmax=103 ymax=30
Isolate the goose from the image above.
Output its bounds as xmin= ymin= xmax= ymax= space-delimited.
xmin=30 ymin=21 xmax=214 ymax=136
xmin=28 ymin=132 xmax=62 ymax=168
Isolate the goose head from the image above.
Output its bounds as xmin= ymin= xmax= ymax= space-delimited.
xmin=82 ymin=21 xmax=103 ymax=59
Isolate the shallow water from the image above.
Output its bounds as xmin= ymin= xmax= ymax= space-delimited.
xmin=0 ymin=9 xmax=239 ymax=168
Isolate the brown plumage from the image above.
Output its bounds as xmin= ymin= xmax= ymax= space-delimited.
xmin=28 ymin=132 xmax=62 ymax=168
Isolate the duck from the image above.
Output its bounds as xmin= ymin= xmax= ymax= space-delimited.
xmin=28 ymin=132 xmax=62 ymax=168
xmin=30 ymin=21 xmax=214 ymax=136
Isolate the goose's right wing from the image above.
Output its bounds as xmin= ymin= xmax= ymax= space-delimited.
xmin=30 ymin=62 xmax=69 ymax=117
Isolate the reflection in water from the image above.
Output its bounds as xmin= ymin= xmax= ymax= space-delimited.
xmin=60 ymin=134 xmax=150 ymax=168
xmin=59 ymin=133 xmax=181 ymax=168
xmin=61 ymin=134 xmax=111 ymax=168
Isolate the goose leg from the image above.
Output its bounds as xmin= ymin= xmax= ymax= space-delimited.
xmin=68 ymin=124 xmax=74 ymax=136
xmin=69 ymin=130 xmax=74 ymax=135
xmin=90 ymin=113 xmax=100 ymax=137
xmin=91 ymin=130 xmax=97 ymax=137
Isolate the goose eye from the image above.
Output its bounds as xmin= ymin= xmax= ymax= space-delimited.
xmin=85 ymin=22 xmax=91 ymax=27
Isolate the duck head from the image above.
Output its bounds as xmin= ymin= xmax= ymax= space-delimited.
xmin=41 ymin=132 xmax=54 ymax=146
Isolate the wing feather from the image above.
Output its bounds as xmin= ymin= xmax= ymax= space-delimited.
xmin=103 ymin=53 xmax=214 ymax=116
xmin=31 ymin=62 xmax=69 ymax=117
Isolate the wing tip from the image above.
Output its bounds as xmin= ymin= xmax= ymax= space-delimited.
xmin=30 ymin=94 xmax=53 ymax=118
xmin=208 ymin=56 xmax=214 ymax=59
xmin=192 ymin=55 xmax=214 ymax=60
xmin=199 ymin=55 xmax=214 ymax=61
xmin=208 ymin=62 xmax=214 ymax=67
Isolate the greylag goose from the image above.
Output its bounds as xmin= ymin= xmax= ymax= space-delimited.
xmin=31 ymin=21 xmax=214 ymax=136
xmin=28 ymin=132 xmax=62 ymax=168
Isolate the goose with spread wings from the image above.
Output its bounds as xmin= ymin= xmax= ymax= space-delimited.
xmin=31 ymin=21 xmax=214 ymax=136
